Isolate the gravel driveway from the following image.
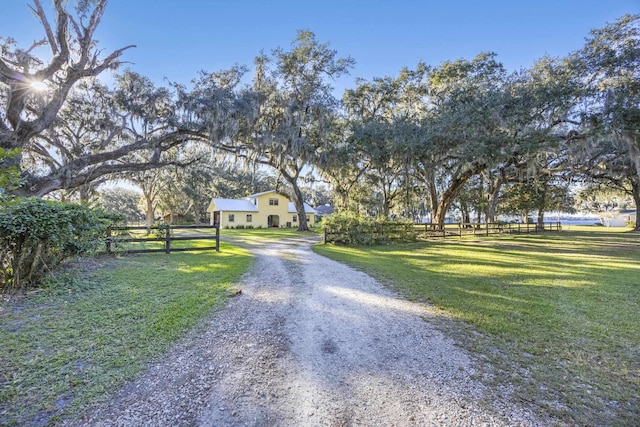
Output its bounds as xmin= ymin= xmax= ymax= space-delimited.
xmin=75 ymin=235 xmax=542 ymax=426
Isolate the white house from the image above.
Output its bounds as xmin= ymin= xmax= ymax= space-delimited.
xmin=601 ymin=209 xmax=635 ymax=227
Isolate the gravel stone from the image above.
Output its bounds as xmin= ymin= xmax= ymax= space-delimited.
xmin=72 ymin=235 xmax=547 ymax=426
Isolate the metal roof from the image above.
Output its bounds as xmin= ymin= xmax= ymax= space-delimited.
xmin=288 ymin=202 xmax=316 ymax=214
xmin=210 ymin=198 xmax=258 ymax=212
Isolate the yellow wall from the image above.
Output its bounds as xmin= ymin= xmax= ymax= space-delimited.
xmin=209 ymin=191 xmax=315 ymax=228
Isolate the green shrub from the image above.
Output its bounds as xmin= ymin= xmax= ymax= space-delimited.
xmin=0 ymin=198 xmax=124 ymax=292
xmin=0 ymin=148 xmax=23 ymax=202
xmin=322 ymin=211 xmax=415 ymax=246
xmin=145 ymin=222 xmax=169 ymax=238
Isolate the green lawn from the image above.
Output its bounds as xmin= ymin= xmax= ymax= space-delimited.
xmin=222 ymin=226 xmax=321 ymax=245
xmin=0 ymin=242 xmax=252 ymax=426
xmin=314 ymin=228 xmax=640 ymax=426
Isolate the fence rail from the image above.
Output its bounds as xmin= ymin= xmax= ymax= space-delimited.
xmin=415 ymin=221 xmax=562 ymax=238
xmin=106 ymin=224 xmax=220 ymax=254
xmin=323 ymin=221 xmax=562 ymax=245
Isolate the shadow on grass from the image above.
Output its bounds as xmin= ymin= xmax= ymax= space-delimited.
xmin=314 ymin=230 xmax=640 ymax=426
xmin=0 ymin=244 xmax=252 ymax=426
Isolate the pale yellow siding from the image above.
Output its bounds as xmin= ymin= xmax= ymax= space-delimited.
xmin=207 ymin=191 xmax=315 ymax=228
xmin=252 ymin=192 xmax=290 ymax=228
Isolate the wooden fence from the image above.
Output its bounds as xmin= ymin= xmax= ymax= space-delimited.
xmin=323 ymin=222 xmax=415 ymax=245
xmin=106 ymin=224 xmax=220 ymax=254
xmin=323 ymin=221 xmax=562 ymax=244
xmin=416 ymin=221 xmax=562 ymax=238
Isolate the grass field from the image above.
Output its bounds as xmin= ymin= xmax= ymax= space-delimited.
xmin=314 ymin=227 xmax=640 ymax=426
xmin=2 ymin=225 xmax=636 ymax=425
xmin=0 ymin=242 xmax=252 ymax=426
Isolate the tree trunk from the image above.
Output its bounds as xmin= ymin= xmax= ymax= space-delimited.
xmin=485 ymin=178 xmax=505 ymax=223
xmin=144 ymin=197 xmax=155 ymax=226
xmin=632 ymin=181 xmax=640 ymax=232
xmin=382 ymin=184 xmax=391 ymax=218
xmin=432 ymin=165 xmax=482 ymax=227
xmin=625 ymin=134 xmax=640 ymax=204
xmin=280 ymin=173 xmax=309 ymax=232
xmin=292 ymin=186 xmax=309 ymax=232
xmin=460 ymin=202 xmax=470 ymax=225
xmin=427 ymin=176 xmax=438 ymax=218
xmin=381 ymin=178 xmax=398 ymax=219
xmin=433 ymin=197 xmax=451 ymax=228
xmin=536 ymin=180 xmax=548 ymax=229
xmin=78 ymin=183 xmax=92 ymax=203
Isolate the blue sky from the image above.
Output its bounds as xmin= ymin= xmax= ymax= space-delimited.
xmin=2 ymin=0 xmax=639 ymax=94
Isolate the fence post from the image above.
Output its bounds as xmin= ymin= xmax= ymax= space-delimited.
xmin=215 ymin=223 xmax=220 ymax=252
xmin=165 ymin=224 xmax=171 ymax=254
xmin=486 ymin=222 xmax=489 ymax=236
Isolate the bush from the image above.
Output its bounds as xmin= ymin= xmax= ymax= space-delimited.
xmin=145 ymin=222 xmax=169 ymax=238
xmin=0 ymin=198 xmax=124 ymax=292
xmin=322 ymin=211 xmax=416 ymax=246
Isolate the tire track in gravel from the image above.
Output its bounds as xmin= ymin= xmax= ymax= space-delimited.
xmin=74 ymin=236 xmax=543 ymax=426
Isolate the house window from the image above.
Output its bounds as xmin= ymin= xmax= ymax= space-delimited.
xmin=292 ymin=215 xmax=298 ymax=222
xmin=269 ymin=198 xmax=279 ymax=206
xmin=228 ymin=214 xmax=235 ymax=223
xmin=306 ymin=216 xmax=310 ymax=222
xmin=246 ymin=214 xmax=253 ymax=223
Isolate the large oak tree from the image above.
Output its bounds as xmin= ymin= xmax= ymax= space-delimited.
xmin=0 ymin=1 xmax=211 ymax=198
xmin=219 ymin=31 xmax=354 ymax=231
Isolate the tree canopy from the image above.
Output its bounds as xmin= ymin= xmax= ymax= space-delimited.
xmin=1 ymin=2 xmax=638 ymax=230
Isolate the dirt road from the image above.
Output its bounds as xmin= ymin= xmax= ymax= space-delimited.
xmin=76 ymin=236 xmax=541 ymax=426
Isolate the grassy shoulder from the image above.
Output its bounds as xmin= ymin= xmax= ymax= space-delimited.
xmin=314 ymin=228 xmax=640 ymax=425
xmin=0 ymin=242 xmax=252 ymax=426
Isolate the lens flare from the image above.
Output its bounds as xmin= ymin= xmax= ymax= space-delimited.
xmin=30 ymin=80 xmax=47 ymax=91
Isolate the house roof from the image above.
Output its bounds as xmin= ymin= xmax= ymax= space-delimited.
xmin=314 ymin=205 xmax=334 ymax=215
xmin=288 ymin=202 xmax=316 ymax=214
xmin=245 ymin=190 xmax=279 ymax=199
xmin=211 ymin=198 xmax=258 ymax=212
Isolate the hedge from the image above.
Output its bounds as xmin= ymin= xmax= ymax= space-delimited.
xmin=0 ymin=198 xmax=123 ymax=292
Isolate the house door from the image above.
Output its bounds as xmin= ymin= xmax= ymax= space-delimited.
xmin=213 ymin=212 xmax=220 ymax=226
xmin=268 ymin=215 xmax=280 ymax=228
